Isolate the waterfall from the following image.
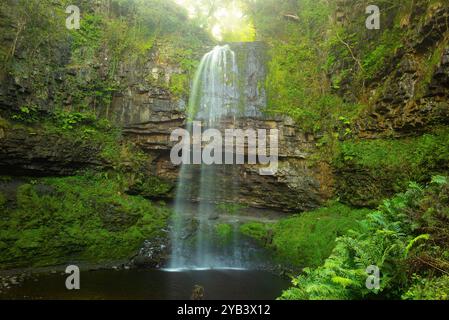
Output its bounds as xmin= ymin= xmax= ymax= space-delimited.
xmin=169 ymin=45 xmax=243 ymax=270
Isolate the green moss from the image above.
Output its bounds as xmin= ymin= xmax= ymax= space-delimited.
xmin=129 ymin=176 xmax=173 ymax=198
xmin=216 ymin=202 xmax=248 ymax=216
xmin=41 ymin=111 xmax=147 ymax=172
xmin=241 ymin=203 xmax=370 ymax=268
xmin=0 ymin=116 xmax=9 ymax=129
xmin=361 ymin=26 xmax=404 ymax=81
xmin=415 ymin=40 xmax=446 ymax=99
xmin=273 ymin=203 xmax=369 ymax=268
xmin=265 ymin=39 xmax=364 ymax=133
xmin=169 ymin=73 xmax=189 ymax=98
xmin=335 ymin=128 xmax=449 ymax=205
xmin=239 ymin=222 xmax=272 ymax=244
xmin=215 ymin=224 xmax=233 ymax=244
xmin=0 ymin=173 xmax=170 ymax=269
xmin=0 ymin=192 xmax=6 ymax=208
xmin=11 ymin=105 xmax=40 ymax=124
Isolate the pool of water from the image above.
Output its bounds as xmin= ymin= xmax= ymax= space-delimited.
xmin=1 ymin=269 xmax=290 ymax=300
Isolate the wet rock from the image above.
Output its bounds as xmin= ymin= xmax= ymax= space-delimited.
xmin=208 ymin=212 xmax=220 ymax=220
xmin=0 ymin=127 xmax=104 ymax=176
xmin=131 ymin=235 xmax=170 ymax=268
xmin=108 ymin=42 xmax=330 ymax=212
xmin=97 ymin=202 xmax=140 ymax=232
xmin=191 ymin=285 xmax=205 ymax=300
xmin=0 ymin=274 xmax=25 ymax=292
xmin=355 ymin=5 xmax=449 ymax=139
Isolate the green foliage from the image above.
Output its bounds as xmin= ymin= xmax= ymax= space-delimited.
xmin=215 ymin=223 xmax=234 ymax=244
xmin=415 ymin=41 xmax=447 ymax=99
xmin=431 ymin=175 xmax=448 ymax=185
xmin=169 ymin=73 xmax=189 ymax=98
xmin=174 ymin=0 xmax=255 ymax=42
xmin=216 ymin=202 xmax=248 ymax=216
xmin=335 ymin=128 xmax=449 ymax=204
xmin=11 ymin=105 xmax=39 ymax=123
xmin=1 ymin=0 xmax=74 ymax=107
xmin=240 ymin=222 xmax=272 ymax=243
xmin=52 ymin=110 xmax=98 ymax=130
xmin=129 ymin=176 xmax=173 ymax=198
xmin=70 ymin=13 xmax=103 ymax=52
xmin=1 ymin=0 xmax=209 ymax=120
xmin=0 ymin=172 xmax=170 ymax=269
xmin=1 ymin=0 xmax=70 ymax=68
xmin=40 ymin=109 xmax=147 ymax=173
xmin=221 ymin=21 xmax=256 ymax=43
xmin=100 ymin=140 xmax=148 ymax=173
xmin=403 ymin=275 xmax=449 ymax=300
xmin=254 ymin=0 xmax=364 ymax=133
xmin=327 ymin=0 xmax=408 ymax=91
xmin=337 ymin=130 xmax=449 ymax=170
xmin=0 ymin=192 xmax=6 ymax=208
xmin=280 ymin=177 xmax=449 ymax=300
xmin=362 ymin=35 xmax=401 ymax=81
xmin=156 ymin=36 xmax=206 ymax=91
xmin=271 ymin=204 xmax=370 ymax=268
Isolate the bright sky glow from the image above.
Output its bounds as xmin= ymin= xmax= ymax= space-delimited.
xmin=174 ymin=0 xmax=250 ymax=41
xmin=213 ymin=6 xmax=245 ymax=40
xmin=174 ymin=0 xmax=197 ymax=18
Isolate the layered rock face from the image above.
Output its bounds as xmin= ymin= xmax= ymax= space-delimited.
xmin=0 ymin=126 xmax=103 ymax=176
xmin=332 ymin=1 xmax=449 ymax=207
xmin=355 ymin=5 xmax=449 ymax=138
xmin=109 ymin=42 xmax=330 ymax=212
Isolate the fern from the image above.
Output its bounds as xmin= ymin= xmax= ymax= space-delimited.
xmin=404 ymin=234 xmax=430 ymax=258
xmin=280 ymin=176 xmax=449 ymax=300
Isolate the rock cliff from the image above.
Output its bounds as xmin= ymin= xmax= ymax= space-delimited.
xmin=108 ymin=42 xmax=330 ymax=211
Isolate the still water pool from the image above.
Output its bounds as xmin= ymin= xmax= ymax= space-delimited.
xmin=1 ymin=269 xmax=290 ymax=300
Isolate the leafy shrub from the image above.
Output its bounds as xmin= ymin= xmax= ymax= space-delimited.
xmin=11 ymin=105 xmax=39 ymax=123
xmin=280 ymin=177 xmax=449 ymax=300
xmin=169 ymin=73 xmax=189 ymax=98
xmin=53 ymin=110 xmax=97 ymax=130
xmin=128 ymin=176 xmax=173 ymax=198
xmin=403 ymin=275 xmax=449 ymax=300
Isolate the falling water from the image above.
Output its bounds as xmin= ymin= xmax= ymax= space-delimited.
xmin=169 ymin=45 xmax=246 ymax=270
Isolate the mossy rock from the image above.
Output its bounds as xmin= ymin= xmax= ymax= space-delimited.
xmin=215 ymin=223 xmax=233 ymax=244
xmin=0 ymin=192 xmax=6 ymax=208
xmin=0 ymin=173 xmax=170 ymax=269
xmin=240 ymin=203 xmax=370 ymax=268
xmin=127 ymin=176 xmax=174 ymax=198
xmin=96 ymin=201 xmax=141 ymax=232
